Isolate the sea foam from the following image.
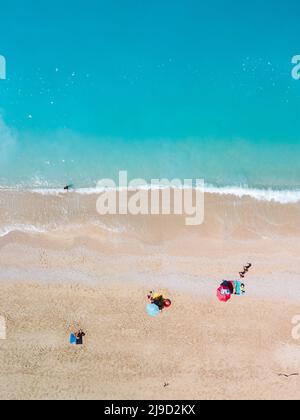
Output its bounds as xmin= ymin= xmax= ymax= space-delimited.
xmin=27 ymin=184 xmax=300 ymax=204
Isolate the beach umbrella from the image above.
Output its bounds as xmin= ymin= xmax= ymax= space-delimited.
xmin=217 ymin=286 xmax=231 ymax=302
xmin=147 ymin=303 xmax=160 ymax=317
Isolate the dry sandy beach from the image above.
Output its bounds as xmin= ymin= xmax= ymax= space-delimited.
xmin=1 ymin=0 xmax=300 ymax=402
xmin=0 ymin=192 xmax=300 ymax=400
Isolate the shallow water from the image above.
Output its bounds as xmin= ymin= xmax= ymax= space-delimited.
xmin=0 ymin=2 xmax=300 ymax=191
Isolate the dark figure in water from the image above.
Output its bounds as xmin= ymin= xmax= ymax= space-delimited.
xmin=64 ymin=184 xmax=74 ymax=191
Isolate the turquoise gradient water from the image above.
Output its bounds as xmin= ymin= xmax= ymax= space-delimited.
xmin=0 ymin=0 xmax=300 ymax=190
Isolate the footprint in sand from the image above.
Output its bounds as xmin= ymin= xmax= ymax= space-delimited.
xmin=278 ymin=373 xmax=299 ymax=378
xmin=39 ymin=250 xmax=49 ymax=269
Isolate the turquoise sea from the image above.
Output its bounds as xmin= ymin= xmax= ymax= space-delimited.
xmin=0 ymin=0 xmax=300 ymax=195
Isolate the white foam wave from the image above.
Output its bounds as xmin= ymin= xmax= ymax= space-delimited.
xmin=0 ymin=224 xmax=47 ymax=238
xmin=2 ymin=183 xmax=300 ymax=204
xmin=204 ymin=185 xmax=300 ymax=204
xmin=92 ymin=221 xmax=127 ymax=234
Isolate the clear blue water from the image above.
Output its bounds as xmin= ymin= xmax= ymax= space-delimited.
xmin=0 ymin=0 xmax=300 ymax=191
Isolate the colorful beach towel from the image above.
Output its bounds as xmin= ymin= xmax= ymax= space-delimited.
xmin=234 ymin=281 xmax=242 ymax=295
xmin=70 ymin=333 xmax=76 ymax=345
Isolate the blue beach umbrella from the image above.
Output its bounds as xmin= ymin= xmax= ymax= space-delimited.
xmin=147 ymin=303 xmax=160 ymax=317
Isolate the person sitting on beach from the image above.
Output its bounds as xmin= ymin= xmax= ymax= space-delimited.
xmin=75 ymin=329 xmax=86 ymax=345
xmin=221 ymin=280 xmax=245 ymax=295
xmin=221 ymin=280 xmax=234 ymax=294
xmin=233 ymin=280 xmax=245 ymax=295
xmin=153 ymin=295 xmax=165 ymax=311
xmin=147 ymin=291 xmax=170 ymax=311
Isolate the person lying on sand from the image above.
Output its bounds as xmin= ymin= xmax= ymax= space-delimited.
xmin=239 ymin=263 xmax=252 ymax=279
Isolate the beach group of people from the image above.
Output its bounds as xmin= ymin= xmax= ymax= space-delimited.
xmin=69 ymin=329 xmax=86 ymax=346
xmin=146 ymin=291 xmax=172 ymax=317
xmin=147 ymin=291 xmax=172 ymax=310
xmin=69 ymin=264 xmax=253 ymax=344
xmin=217 ymin=263 xmax=252 ymax=302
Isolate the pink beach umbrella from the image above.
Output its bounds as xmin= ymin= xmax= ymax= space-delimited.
xmin=217 ymin=286 xmax=231 ymax=303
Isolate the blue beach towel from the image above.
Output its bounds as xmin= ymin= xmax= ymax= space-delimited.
xmin=234 ymin=281 xmax=242 ymax=296
xmin=70 ymin=333 xmax=76 ymax=345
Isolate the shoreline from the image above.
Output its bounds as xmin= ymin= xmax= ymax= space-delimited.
xmin=1 ymin=184 xmax=300 ymax=204
xmin=1 ymin=190 xmax=300 ymax=242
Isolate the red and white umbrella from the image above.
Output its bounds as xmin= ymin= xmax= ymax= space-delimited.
xmin=217 ymin=285 xmax=231 ymax=302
